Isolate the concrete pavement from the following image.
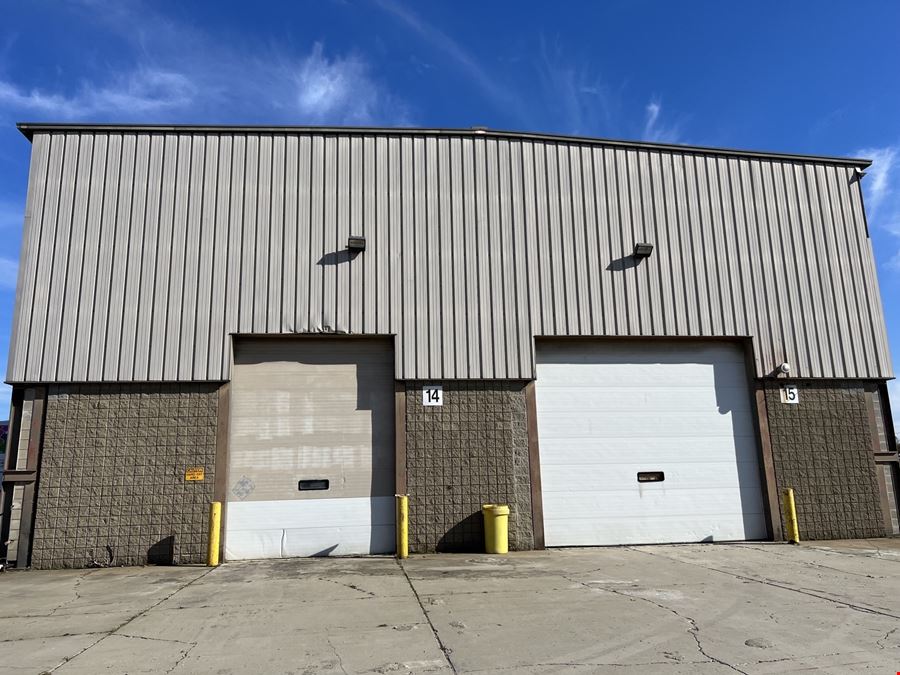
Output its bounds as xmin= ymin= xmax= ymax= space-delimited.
xmin=1 ymin=540 xmax=898 ymax=674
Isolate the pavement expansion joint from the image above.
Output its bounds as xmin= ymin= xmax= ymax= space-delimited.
xmin=0 ymin=631 xmax=107 ymax=644
xmin=396 ymin=559 xmax=459 ymax=675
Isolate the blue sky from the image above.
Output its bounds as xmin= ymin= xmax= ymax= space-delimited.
xmin=0 ymin=0 xmax=899 ymax=427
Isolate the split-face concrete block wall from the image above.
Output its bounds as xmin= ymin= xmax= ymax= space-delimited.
xmin=29 ymin=383 xmax=219 ymax=569
xmin=763 ymin=380 xmax=890 ymax=540
xmin=404 ymin=381 xmax=534 ymax=552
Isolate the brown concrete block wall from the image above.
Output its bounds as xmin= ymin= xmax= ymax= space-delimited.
xmin=31 ymin=383 xmax=219 ymax=569
xmin=405 ymin=380 xmax=533 ymax=553
xmin=763 ymin=380 xmax=885 ymax=540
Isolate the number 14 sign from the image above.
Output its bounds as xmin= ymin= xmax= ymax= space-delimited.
xmin=423 ymin=385 xmax=443 ymax=406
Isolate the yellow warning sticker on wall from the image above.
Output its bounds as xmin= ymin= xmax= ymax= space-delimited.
xmin=185 ymin=467 xmax=205 ymax=481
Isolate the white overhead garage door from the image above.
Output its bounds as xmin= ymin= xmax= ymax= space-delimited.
xmin=536 ymin=340 xmax=767 ymax=546
xmin=226 ymin=339 xmax=395 ymax=560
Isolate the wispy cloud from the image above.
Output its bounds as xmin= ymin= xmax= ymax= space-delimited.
xmin=0 ymin=3 xmax=411 ymax=126
xmin=860 ymin=146 xmax=897 ymax=213
xmin=0 ymin=256 xmax=18 ymax=290
xmin=642 ymin=99 xmax=681 ymax=144
xmin=535 ymin=35 xmax=616 ymax=136
xmin=290 ymin=43 xmax=410 ymax=124
xmin=0 ymin=68 xmax=195 ymax=119
xmin=858 ymin=143 xmax=900 ymax=271
xmin=373 ymin=0 xmax=523 ymax=121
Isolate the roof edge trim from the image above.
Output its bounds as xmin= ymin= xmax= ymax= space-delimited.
xmin=15 ymin=122 xmax=872 ymax=167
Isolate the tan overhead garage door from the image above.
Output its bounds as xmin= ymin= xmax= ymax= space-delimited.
xmin=225 ymin=338 xmax=395 ymax=559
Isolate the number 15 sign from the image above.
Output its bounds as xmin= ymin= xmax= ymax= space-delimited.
xmin=423 ymin=385 xmax=443 ymax=406
xmin=780 ymin=386 xmax=800 ymax=404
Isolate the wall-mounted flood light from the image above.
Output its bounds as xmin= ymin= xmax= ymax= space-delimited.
xmin=777 ymin=362 xmax=791 ymax=375
xmin=347 ymin=235 xmax=366 ymax=252
xmin=633 ymin=242 xmax=654 ymax=258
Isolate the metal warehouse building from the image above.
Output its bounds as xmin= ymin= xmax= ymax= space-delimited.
xmin=1 ymin=123 xmax=898 ymax=569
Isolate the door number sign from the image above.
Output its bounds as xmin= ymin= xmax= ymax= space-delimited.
xmin=780 ymin=386 xmax=800 ymax=405
xmin=423 ymin=385 xmax=443 ymax=406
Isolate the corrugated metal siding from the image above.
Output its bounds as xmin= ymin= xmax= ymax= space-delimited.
xmin=7 ymin=130 xmax=893 ymax=382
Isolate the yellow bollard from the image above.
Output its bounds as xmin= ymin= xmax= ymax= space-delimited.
xmin=396 ymin=494 xmax=409 ymax=559
xmin=782 ymin=488 xmax=800 ymax=544
xmin=207 ymin=501 xmax=222 ymax=566
xmin=482 ymin=504 xmax=510 ymax=554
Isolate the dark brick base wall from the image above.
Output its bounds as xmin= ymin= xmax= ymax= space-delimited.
xmin=405 ymin=381 xmax=533 ymax=553
xmin=764 ymin=380 xmax=885 ymax=540
xmin=31 ymin=383 xmax=219 ymax=569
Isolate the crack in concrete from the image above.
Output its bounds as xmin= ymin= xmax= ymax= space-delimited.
xmin=628 ymin=547 xmax=900 ymax=620
xmin=851 ymin=539 xmax=900 ymax=562
xmin=877 ymin=626 xmax=898 ymax=650
xmin=326 ymin=636 xmax=350 ymax=675
xmin=739 ymin=545 xmax=887 ymax=579
xmin=318 ymin=576 xmax=377 ymax=597
xmin=48 ymin=570 xmax=93 ymax=615
xmin=396 ymin=559 xmax=458 ymax=674
xmin=115 ymin=633 xmax=196 ymax=646
xmin=163 ymin=641 xmax=198 ymax=675
xmin=45 ymin=567 xmax=215 ymax=673
xmin=563 ymin=574 xmax=748 ymax=675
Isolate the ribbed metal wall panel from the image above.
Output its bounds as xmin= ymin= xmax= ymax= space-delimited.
xmin=7 ymin=130 xmax=893 ymax=383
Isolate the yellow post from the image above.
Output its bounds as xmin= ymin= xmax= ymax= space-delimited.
xmin=482 ymin=504 xmax=510 ymax=554
xmin=396 ymin=494 xmax=409 ymax=559
xmin=207 ymin=501 xmax=222 ymax=566
xmin=782 ymin=488 xmax=800 ymax=544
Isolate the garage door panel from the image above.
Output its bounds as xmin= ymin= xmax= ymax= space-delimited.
xmin=537 ymin=342 xmax=746 ymax=364
xmin=544 ymin=515 xmax=763 ymax=547
xmin=227 ymin=497 xmax=394 ymax=530
xmin=538 ymin=437 xmax=761 ymax=464
xmin=538 ymin=411 xmax=756 ymax=439
xmin=225 ymin=466 xmax=396 ymax=501
xmin=224 ymin=527 xmax=395 ymax=560
xmin=536 ymin=362 xmax=750 ymax=388
xmin=226 ymin=497 xmax=395 ymax=558
xmin=543 ymin=461 xmax=763 ymax=492
xmin=282 ymin=525 xmax=395 ymax=557
xmin=224 ymin=529 xmax=284 ymax=560
xmin=542 ymin=487 xmax=766 ymax=518
xmin=536 ymin=340 xmax=767 ymax=546
xmin=534 ymin=386 xmax=754 ymax=414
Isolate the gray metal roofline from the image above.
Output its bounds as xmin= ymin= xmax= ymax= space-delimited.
xmin=15 ymin=122 xmax=872 ymax=168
